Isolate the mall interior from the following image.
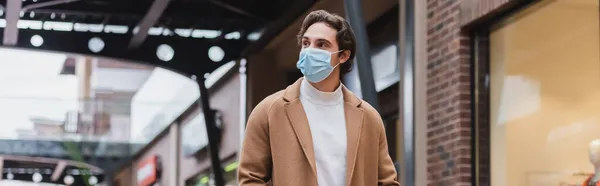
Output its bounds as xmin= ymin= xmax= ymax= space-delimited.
xmin=0 ymin=0 xmax=598 ymax=186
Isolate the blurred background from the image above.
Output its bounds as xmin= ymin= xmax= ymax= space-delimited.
xmin=0 ymin=0 xmax=597 ymax=186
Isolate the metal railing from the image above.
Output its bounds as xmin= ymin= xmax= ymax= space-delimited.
xmin=0 ymin=96 xmax=193 ymax=144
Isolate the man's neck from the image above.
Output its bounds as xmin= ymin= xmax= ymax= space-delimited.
xmin=308 ymin=76 xmax=341 ymax=92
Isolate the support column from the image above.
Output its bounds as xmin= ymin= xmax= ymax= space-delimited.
xmin=413 ymin=0 xmax=428 ymax=185
xmin=75 ymin=57 xmax=94 ymax=136
xmin=195 ymin=75 xmax=225 ymax=186
xmin=239 ymin=59 xmax=248 ymax=154
xmin=169 ymin=123 xmax=180 ymax=186
xmin=76 ymin=57 xmax=93 ymax=113
xmin=399 ymin=0 xmax=416 ymax=185
xmin=344 ymin=0 xmax=379 ymax=110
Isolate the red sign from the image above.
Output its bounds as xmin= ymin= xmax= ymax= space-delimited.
xmin=137 ymin=155 xmax=159 ymax=186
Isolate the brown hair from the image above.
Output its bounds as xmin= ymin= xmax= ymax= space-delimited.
xmin=297 ymin=10 xmax=356 ymax=76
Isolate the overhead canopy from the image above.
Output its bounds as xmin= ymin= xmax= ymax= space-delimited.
xmin=0 ymin=155 xmax=104 ymax=185
xmin=0 ymin=0 xmax=317 ymax=75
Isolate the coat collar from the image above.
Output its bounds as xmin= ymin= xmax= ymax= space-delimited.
xmin=282 ymin=77 xmax=364 ymax=185
xmin=282 ymin=77 xmax=362 ymax=107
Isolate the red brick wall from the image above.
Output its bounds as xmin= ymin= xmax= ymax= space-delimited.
xmin=425 ymin=0 xmax=510 ymax=185
xmin=460 ymin=0 xmax=513 ymax=26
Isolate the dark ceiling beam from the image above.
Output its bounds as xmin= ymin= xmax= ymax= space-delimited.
xmin=11 ymin=28 xmax=248 ymax=76
xmin=2 ymin=0 xmax=21 ymax=45
xmin=21 ymin=9 xmax=143 ymax=20
xmin=242 ymin=0 xmax=316 ymax=56
xmin=21 ymin=0 xmax=80 ymax=11
xmin=128 ymin=0 xmax=172 ymax=49
xmin=207 ymin=0 xmax=265 ymax=21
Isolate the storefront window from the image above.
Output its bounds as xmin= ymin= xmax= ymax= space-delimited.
xmin=489 ymin=0 xmax=600 ymax=185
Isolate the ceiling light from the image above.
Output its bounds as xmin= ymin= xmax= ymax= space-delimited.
xmin=30 ymin=35 xmax=43 ymax=47
xmin=64 ymin=175 xmax=74 ymax=185
xmin=208 ymin=46 xmax=224 ymax=62
xmin=157 ymin=44 xmax=174 ymax=62
xmin=89 ymin=176 xmax=98 ymax=185
xmin=88 ymin=37 xmax=105 ymax=53
xmin=32 ymin=172 xmax=42 ymax=183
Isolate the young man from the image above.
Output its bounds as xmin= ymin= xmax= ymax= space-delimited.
xmin=238 ymin=10 xmax=400 ymax=186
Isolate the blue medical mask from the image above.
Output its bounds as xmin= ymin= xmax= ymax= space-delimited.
xmin=296 ymin=47 xmax=343 ymax=83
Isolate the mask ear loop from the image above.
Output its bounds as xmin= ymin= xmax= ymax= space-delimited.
xmin=332 ymin=62 xmax=341 ymax=69
xmin=331 ymin=50 xmax=345 ymax=68
xmin=331 ymin=50 xmax=344 ymax=55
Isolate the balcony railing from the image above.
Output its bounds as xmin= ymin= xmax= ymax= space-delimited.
xmin=0 ymin=96 xmax=196 ymax=144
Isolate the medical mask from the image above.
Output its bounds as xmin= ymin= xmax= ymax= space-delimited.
xmin=296 ymin=47 xmax=342 ymax=83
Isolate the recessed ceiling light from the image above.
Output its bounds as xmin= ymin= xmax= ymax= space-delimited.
xmin=88 ymin=37 xmax=105 ymax=53
xmin=64 ymin=175 xmax=74 ymax=185
xmin=157 ymin=44 xmax=174 ymax=62
xmin=30 ymin=35 xmax=44 ymax=47
xmin=32 ymin=172 xmax=42 ymax=183
xmin=208 ymin=46 xmax=224 ymax=62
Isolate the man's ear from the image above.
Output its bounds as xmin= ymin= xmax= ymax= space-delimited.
xmin=339 ymin=50 xmax=351 ymax=63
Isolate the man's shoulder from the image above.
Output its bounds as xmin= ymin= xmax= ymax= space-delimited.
xmin=356 ymin=99 xmax=386 ymax=128
xmin=358 ymin=99 xmax=379 ymax=117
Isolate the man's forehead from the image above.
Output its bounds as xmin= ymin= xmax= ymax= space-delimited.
xmin=303 ymin=23 xmax=336 ymax=39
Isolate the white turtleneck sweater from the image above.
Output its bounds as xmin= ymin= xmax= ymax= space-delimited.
xmin=299 ymin=79 xmax=347 ymax=186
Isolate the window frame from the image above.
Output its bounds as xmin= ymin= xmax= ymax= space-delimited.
xmin=466 ymin=1 xmax=577 ymax=186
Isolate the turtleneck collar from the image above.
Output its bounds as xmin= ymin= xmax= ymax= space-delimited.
xmin=300 ymin=78 xmax=343 ymax=106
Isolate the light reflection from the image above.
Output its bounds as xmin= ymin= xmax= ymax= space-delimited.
xmin=192 ymin=29 xmax=221 ymax=38
xmin=224 ymin=31 xmax=241 ymax=40
xmin=0 ymin=19 xmax=251 ymax=40
xmin=495 ymin=76 xmax=541 ymax=126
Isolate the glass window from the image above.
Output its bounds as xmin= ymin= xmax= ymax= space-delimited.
xmin=131 ymin=68 xmax=199 ymax=143
xmin=489 ymin=0 xmax=600 ymax=186
xmin=181 ymin=113 xmax=209 ymax=156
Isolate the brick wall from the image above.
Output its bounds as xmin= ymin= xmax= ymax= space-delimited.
xmin=460 ymin=0 xmax=514 ymax=26
xmin=425 ymin=0 xmax=510 ymax=185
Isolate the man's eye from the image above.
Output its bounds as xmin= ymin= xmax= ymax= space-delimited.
xmin=302 ymin=42 xmax=310 ymax=47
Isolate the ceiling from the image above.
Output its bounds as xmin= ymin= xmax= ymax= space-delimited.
xmin=0 ymin=0 xmax=317 ymax=76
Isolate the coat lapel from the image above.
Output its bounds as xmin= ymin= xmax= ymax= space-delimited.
xmin=282 ymin=78 xmax=365 ymax=185
xmin=284 ymin=101 xmax=317 ymax=177
xmin=282 ymin=78 xmax=318 ymax=178
xmin=342 ymin=88 xmax=364 ymax=185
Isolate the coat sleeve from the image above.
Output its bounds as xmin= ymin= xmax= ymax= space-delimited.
xmin=377 ymin=118 xmax=401 ymax=186
xmin=238 ymin=100 xmax=273 ymax=186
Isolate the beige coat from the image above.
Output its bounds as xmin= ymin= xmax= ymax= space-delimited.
xmin=238 ymin=78 xmax=400 ymax=186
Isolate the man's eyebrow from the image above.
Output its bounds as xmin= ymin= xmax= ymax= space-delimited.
xmin=316 ymin=38 xmax=332 ymax=45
